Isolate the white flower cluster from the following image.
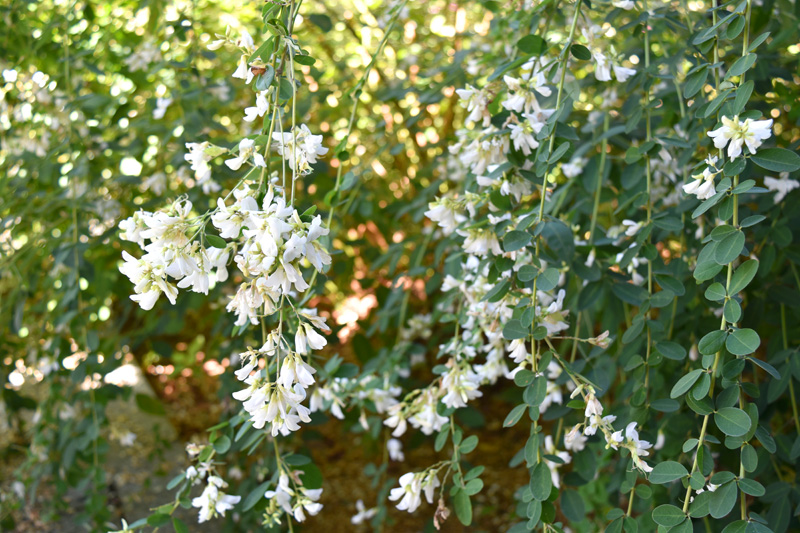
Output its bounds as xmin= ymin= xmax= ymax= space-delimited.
xmin=262 ymin=471 xmax=323 ymax=525
xmin=213 ymin=185 xmax=331 ymax=325
xmin=572 ymin=388 xmax=653 ymax=473
xmin=186 ymin=467 xmax=241 ymax=523
xmin=582 ymin=25 xmax=636 ymax=82
xmin=707 ymin=115 xmax=773 ymax=160
xmin=119 ymin=199 xmax=230 ymax=310
xmin=389 ymin=470 xmax=441 ymax=513
xmin=272 ymin=124 xmax=329 ymax=175
xmin=232 ymin=310 xmax=329 ymax=436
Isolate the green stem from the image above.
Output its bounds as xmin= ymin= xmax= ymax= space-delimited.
xmin=588 ymin=113 xmax=610 ymax=245
xmin=641 ymin=0 xmax=654 ymax=407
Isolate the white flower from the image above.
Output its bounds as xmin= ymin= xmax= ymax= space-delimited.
xmin=272 ymin=124 xmax=328 ymax=174
xmin=542 ymin=289 xmax=569 ymax=336
xmin=593 ymin=52 xmax=612 ymax=82
xmin=389 ymin=472 xmax=422 ymax=513
xmin=278 ymin=351 xmax=317 ymax=389
xmin=425 ymin=197 xmax=464 ymax=235
xmin=441 ymin=364 xmax=483 ymax=409
xmin=456 ymin=85 xmax=491 ymax=126
xmin=351 ymin=499 xmax=378 ymax=525
xmin=460 ymin=228 xmax=502 ymax=256
xmin=238 ymin=29 xmax=255 ymax=52
xmin=613 ymin=0 xmax=635 ymax=9
xmin=584 ymin=394 xmax=603 ymax=418
xmin=387 ymin=438 xmax=405 ymax=462
xmin=622 ymin=219 xmax=642 ymax=237
xmin=708 ymin=115 xmax=773 ymax=160
xmin=503 ymin=73 xmax=551 ymax=114
xmin=408 ymin=390 xmax=448 ymax=435
xmin=184 ymin=142 xmax=214 ymax=185
xmin=118 ymin=211 xmax=151 ymax=247
xmin=225 ymin=138 xmax=265 ymax=171
xmin=613 ymin=63 xmax=636 ymax=82
xmin=232 ymin=55 xmax=253 ymax=83
xmin=564 ymin=425 xmax=587 ymax=452
xmin=118 ymin=431 xmax=137 ymax=447
xmin=244 ymin=91 xmax=270 ymax=122
xmin=561 ymin=157 xmax=586 ymax=178
xmin=764 ymin=172 xmax=799 ymax=202
xmin=153 ymin=97 xmax=172 ymax=120
xmin=191 ymin=475 xmax=241 ymax=523
xmin=119 ymin=251 xmax=178 ymax=310
xmin=388 ymin=472 xmax=438 ymax=514
xmin=509 ymin=120 xmax=540 ymax=156
xmin=295 ymin=322 xmax=327 ymax=355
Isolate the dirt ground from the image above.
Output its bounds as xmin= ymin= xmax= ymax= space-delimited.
xmin=3 ymin=368 xmax=531 ymax=533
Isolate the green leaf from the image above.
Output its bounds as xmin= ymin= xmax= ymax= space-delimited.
xmin=205 ymin=234 xmax=227 ymax=248
xmin=537 ymin=268 xmax=560 ymax=292
xmin=698 ymin=330 xmax=727 ymax=355
xmin=709 ymin=481 xmax=737 ymax=518
xmin=715 ymin=407 xmax=751 ymax=436
xmin=166 ymin=473 xmax=185 ymax=490
xmin=464 ymin=478 xmax=484 ymax=496
xmin=570 ymin=44 xmax=591 ymax=60
xmin=656 ymin=341 xmax=687 ymax=361
xmin=726 ymin=53 xmax=756 ymax=78
xmin=725 ymin=15 xmax=745 ymax=39
xmin=692 ymin=189 xmax=726 ymax=219
xmin=649 ymin=461 xmax=689 ymax=484
xmin=713 ymin=230 xmax=744 ymax=265
xmin=307 ymin=13 xmax=333 ymax=32
xmin=704 ymin=282 xmax=726 ymax=301
xmin=731 ymin=80 xmax=753 ymax=115
xmin=725 ymin=328 xmax=760 ymax=356
xmin=612 ymin=282 xmax=648 ymax=306
xmin=747 ymin=356 xmax=780 ymax=380
xmin=213 ymin=435 xmax=231 ymax=454
xmin=460 ymin=435 xmax=479 ymax=454
xmin=283 ymin=454 xmax=311 ymax=466
xmin=671 ymin=369 xmax=704 ymax=399
xmin=518 ymin=265 xmax=538 ymax=282
xmin=503 ymin=230 xmax=531 ymax=252
xmin=242 ymin=480 xmax=271 ymax=511
xmin=723 ymin=298 xmax=741 ymax=323
xmin=561 ymin=489 xmax=586 ymax=522
xmin=172 ymin=518 xmax=190 ymax=533
xmin=484 ymin=280 xmax=510 ymax=303
xmin=147 ymin=514 xmax=170 ymax=527
xmin=504 ymin=404 xmax=527 ymax=427
xmin=255 ymin=65 xmax=275 ymax=90
xmin=751 ymin=148 xmax=800 ymax=173
xmin=655 ymin=274 xmax=685 ymax=296
xmin=453 ymin=489 xmax=473 ymax=526
xmin=684 ymin=67 xmax=708 ymax=99
xmin=737 ymin=478 xmax=765 ymax=497
xmin=514 ymin=369 xmax=535 ymax=387
xmin=530 ymin=462 xmax=552 ymax=501
xmin=503 ymin=319 xmax=529 ymax=340
xmin=728 ymin=260 xmax=758 ymax=294
xmin=652 ymin=504 xmax=686 ymax=527
xmin=518 ymin=35 xmax=546 ymax=55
